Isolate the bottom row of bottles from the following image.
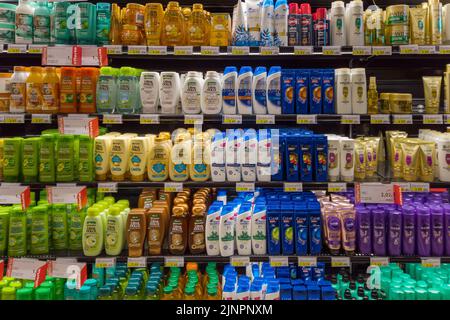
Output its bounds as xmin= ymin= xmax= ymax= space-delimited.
xmin=1 ymin=262 xmax=450 ymax=300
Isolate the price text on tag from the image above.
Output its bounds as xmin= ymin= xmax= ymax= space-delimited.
xmin=201 ymin=46 xmax=220 ymax=55
xmin=423 ymin=114 xmax=443 ymax=124
xmin=128 ymin=46 xmax=147 ymax=55
xmin=223 ymin=115 xmax=242 ymax=124
xmin=230 ymin=256 xmax=250 ymax=267
xmin=31 ymin=114 xmax=51 ymax=124
xmin=294 ymin=46 xmax=313 ymax=55
xmin=103 ymin=114 xmax=123 ymax=124
xmin=372 ymin=46 xmax=392 ymax=55
xmin=97 ymin=182 xmax=118 ymax=193
xmin=355 ymin=183 xmax=402 ymax=205
xmin=298 ymin=256 xmax=317 ymax=267
xmin=421 ymin=258 xmax=441 ymax=268
xmin=418 ymin=46 xmax=436 ymax=54
xmin=392 ymin=114 xmax=413 ymax=124
xmin=231 ymin=46 xmax=250 ymax=55
xmin=370 ymin=257 xmax=390 ymax=266
xmin=269 ymin=256 xmax=289 ymax=267
xmin=236 ymin=182 xmax=255 ymax=192
xmin=409 ymin=183 xmax=430 ymax=192
xmin=164 ymin=182 xmax=183 ymax=193
xmin=322 ymin=46 xmax=341 ymax=55
xmin=284 ymin=182 xmax=303 ymax=192
xmin=140 ymin=114 xmax=160 ymax=124
xmin=328 ymin=183 xmax=347 ymax=192
xmin=297 ymin=115 xmax=317 ymax=124
xmin=400 ymin=45 xmax=419 ymax=54
xmin=370 ymin=114 xmax=390 ymax=124
xmin=164 ymin=257 xmax=184 ymax=267
xmin=341 ymin=115 xmax=360 ymax=124
xmin=1 ymin=114 xmax=25 ymax=123
xmin=331 ymin=257 xmax=350 ymax=267
xmin=256 ymin=114 xmax=275 ymax=124
xmin=439 ymin=45 xmax=450 ymax=54
xmin=95 ymin=258 xmax=116 ymax=269
xmin=104 ymin=45 xmax=122 ymax=55
xmin=7 ymin=44 xmax=27 ymax=53
xmin=184 ymin=115 xmax=203 ymax=125
xmin=352 ymin=46 xmax=371 ymax=55
xmin=174 ymin=46 xmax=193 ymax=55
xmin=260 ymin=47 xmax=279 ymax=55
xmin=127 ymin=257 xmax=147 ymax=268
xmin=147 ymin=46 xmax=167 ymax=55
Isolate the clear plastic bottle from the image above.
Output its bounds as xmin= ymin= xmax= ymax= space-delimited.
xmin=187 ymin=3 xmax=208 ymax=45
xmin=161 ymin=1 xmax=184 ymax=46
xmin=33 ymin=0 xmax=50 ymax=44
xmin=367 ymin=76 xmax=378 ymax=114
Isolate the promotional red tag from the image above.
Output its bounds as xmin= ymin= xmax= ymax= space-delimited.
xmin=34 ymin=262 xmax=48 ymax=288
xmin=98 ymin=47 xmax=108 ymax=66
xmin=0 ymin=260 xmax=4 ymax=280
xmin=72 ymin=46 xmax=82 ymax=66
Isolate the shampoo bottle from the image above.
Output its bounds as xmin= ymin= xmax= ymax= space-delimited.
xmin=274 ymin=0 xmax=288 ymax=46
xmin=219 ymin=205 xmax=235 ymax=256
xmin=201 ymin=71 xmax=222 ymax=114
xmin=252 ymin=67 xmax=267 ymax=114
xmin=260 ymin=0 xmax=275 ymax=46
xmin=236 ymin=203 xmax=252 ymax=255
xmin=140 ymin=72 xmax=160 ymax=114
xmin=222 ymin=67 xmax=238 ymax=114
xmin=96 ymin=67 xmax=117 ymax=114
xmin=105 ymin=206 xmax=124 ymax=256
xmin=159 ymin=72 xmax=180 ymax=114
xmin=237 ymin=66 xmax=253 ymax=114
xmin=211 ymin=131 xmax=226 ymax=182
xmin=266 ymin=66 xmax=282 ymax=114
xmin=15 ymin=0 xmax=35 ymax=44
xmin=205 ymin=204 xmax=222 ymax=256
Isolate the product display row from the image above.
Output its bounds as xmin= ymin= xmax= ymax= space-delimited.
xmin=2 ymin=0 xmax=450 ymax=47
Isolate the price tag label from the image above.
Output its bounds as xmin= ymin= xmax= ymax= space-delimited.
xmin=445 ymin=115 xmax=450 ymax=124
xmin=409 ymin=182 xmax=430 ymax=193
xmin=269 ymin=256 xmax=289 ymax=267
xmin=31 ymin=114 xmax=51 ymax=124
xmin=331 ymin=257 xmax=350 ymax=268
xmin=355 ymin=183 xmax=402 ymax=205
xmin=352 ymin=46 xmax=371 ymax=55
xmin=184 ymin=114 xmax=203 ymax=125
xmin=328 ymin=183 xmax=347 ymax=193
xmin=439 ymin=45 xmax=450 ymax=54
xmin=28 ymin=45 xmax=45 ymax=54
xmin=1 ymin=114 xmax=25 ymax=123
xmin=230 ymin=256 xmax=250 ymax=267
xmin=418 ymin=46 xmax=436 ymax=54
xmin=103 ymin=114 xmax=123 ymax=124
xmin=370 ymin=114 xmax=390 ymax=124
xmin=236 ymin=182 xmax=255 ymax=192
xmin=400 ymin=45 xmax=419 ymax=54
xmin=104 ymin=45 xmax=122 ymax=55
xmin=95 ymin=258 xmax=116 ymax=269
xmin=341 ymin=115 xmax=360 ymax=124
xmin=47 ymin=186 xmax=88 ymax=210
xmin=298 ymin=256 xmax=317 ymax=267
xmin=222 ymin=115 xmax=242 ymax=124
xmin=423 ymin=114 xmax=443 ymax=124
xmin=79 ymin=45 xmax=103 ymax=66
xmin=0 ymin=185 xmax=31 ymax=210
xmin=164 ymin=256 xmax=184 ymax=267
xmin=43 ymin=45 xmax=81 ymax=66
xmin=294 ymin=46 xmax=313 ymax=55
xmin=48 ymin=260 xmax=87 ymax=289
xmin=174 ymin=46 xmax=193 ymax=55
xmin=58 ymin=116 xmax=99 ymax=137
xmin=127 ymin=257 xmax=147 ymax=268
xmin=201 ymin=46 xmax=220 ymax=55
xmin=139 ymin=114 xmax=160 ymax=124
xmin=164 ymin=182 xmax=183 ymax=193
xmin=231 ymin=46 xmax=250 ymax=55
xmin=7 ymin=44 xmax=27 ymax=54
xmin=256 ymin=114 xmax=275 ymax=124
xmin=421 ymin=257 xmax=441 ymax=268
xmin=394 ymin=182 xmax=411 ymax=192
xmin=128 ymin=46 xmax=148 ymax=55
xmin=147 ymin=46 xmax=167 ymax=55
xmin=97 ymin=182 xmax=118 ymax=193
xmin=372 ymin=46 xmax=392 ymax=56
xmin=260 ymin=47 xmax=279 ymax=55
xmin=322 ymin=46 xmax=341 ymax=55
xmin=370 ymin=257 xmax=390 ymax=266
xmin=6 ymin=258 xmax=48 ymax=287
xmin=284 ymin=182 xmax=303 ymax=192
xmin=296 ymin=115 xmax=317 ymax=124
xmin=392 ymin=114 xmax=413 ymax=124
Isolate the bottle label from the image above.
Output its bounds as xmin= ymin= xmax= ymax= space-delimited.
xmin=238 ymin=77 xmax=252 ymax=107
xmin=34 ymin=15 xmax=50 ymax=43
xmin=203 ymin=80 xmax=221 ymax=112
xmin=222 ymin=78 xmax=236 ymax=108
xmin=254 ymin=77 xmax=267 ymax=108
xmin=10 ymin=82 xmax=26 ymax=112
xmin=42 ymin=83 xmax=58 ymax=110
xmin=26 ymin=83 xmax=43 ymax=111
xmin=15 ymin=13 xmax=33 ymax=42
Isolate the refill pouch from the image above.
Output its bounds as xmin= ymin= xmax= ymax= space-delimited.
xmin=294 ymin=204 xmax=308 ymax=255
xmin=295 ymin=69 xmax=309 ymax=114
xmin=281 ymin=203 xmax=294 ymax=255
xmin=314 ymin=135 xmax=328 ymax=182
xmin=322 ymin=70 xmax=335 ymax=114
xmin=322 ymin=208 xmax=341 ymax=254
xmin=281 ymin=70 xmax=295 ymax=114
xmin=299 ymin=135 xmax=313 ymax=181
xmin=338 ymin=205 xmax=356 ymax=254
xmin=286 ymin=134 xmax=300 ymax=181
xmin=354 ymin=140 xmax=366 ymax=180
xmin=419 ymin=142 xmax=436 ymax=182
xmin=309 ymin=70 xmax=322 ymax=114
xmin=401 ymin=140 xmax=420 ymax=182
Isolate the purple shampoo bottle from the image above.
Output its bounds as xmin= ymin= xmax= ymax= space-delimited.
xmin=416 ymin=206 xmax=431 ymax=256
xmin=356 ymin=208 xmax=371 ymax=255
xmin=372 ymin=209 xmax=386 ymax=256
xmin=443 ymin=204 xmax=450 ymax=255
xmin=402 ymin=205 xmax=416 ymax=255
xmin=430 ymin=205 xmax=444 ymax=256
xmin=388 ymin=210 xmax=402 ymax=256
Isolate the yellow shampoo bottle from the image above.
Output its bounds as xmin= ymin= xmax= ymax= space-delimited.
xmin=26 ymin=67 xmax=44 ymax=113
xmin=144 ymin=3 xmax=164 ymax=45
xmin=129 ymin=137 xmax=148 ymax=182
xmin=161 ymin=1 xmax=185 ymax=46
xmin=189 ymin=135 xmax=210 ymax=182
xmin=187 ymin=3 xmax=208 ymax=45
xmin=110 ymin=136 xmax=131 ymax=182
xmin=147 ymin=136 xmax=170 ymax=181
xmin=169 ymin=136 xmax=191 ymax=181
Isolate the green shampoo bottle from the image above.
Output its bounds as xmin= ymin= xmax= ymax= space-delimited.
xmin=39 ymin=134 xmax=56 ymax=183
xmin=30 ymin=205 xmax=49 ymax=254
xmin=8 ymin=205 xmax=27 ymax=257
xmin=3 ymin=138 xmax=22 ymax=182
xmin=22 ymin=137 xmax=40 ymax=183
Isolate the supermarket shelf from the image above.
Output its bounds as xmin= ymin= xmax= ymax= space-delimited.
xmin=3 ymin=252 xmax=450 ymax=264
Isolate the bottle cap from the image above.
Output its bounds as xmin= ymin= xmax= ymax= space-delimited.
xmin=289 ymin=3 xmax=298 ymax=13
xmin=316 ymin=8 xmax=327 ymax=19
xmin=300 ymin=3 xmax=311 ymax=14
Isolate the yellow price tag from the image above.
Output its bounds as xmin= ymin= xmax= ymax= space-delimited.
xmin=298 ymin=257 xmax=317 ymax=267
xmin=230 ymin=257 xmax=250 ymax=267
xmin=269 ymin=257 xmax=288 ymax=267
xmin=331 ymin=257 xmax=350 ymax=268
xmin=8 ymin=48 xmax=20 ymax=54
xmin=256 ymin=115 xmax=275 ymax=124
xmin=164 ymin=257 xmax=184 ymax=267
xmin=127 ymin=257 xmax=147 ymax=268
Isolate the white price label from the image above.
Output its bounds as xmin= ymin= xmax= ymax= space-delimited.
xmin=104 ymin=45 xmax=122 ymax=55
xmin=0 ymin=185 xmax=29 ymax=207
xmin=445 ymin=115 xmax=450 ymax=124
xmin=97 ymin=182 xmax=118 ymax=193
xmin=260 ymin=47 xmax=279 ymax=55
xmin=284 ymin=182 xmax=303 ymax=192
xmin=164 ymin=182 xmax=183 ymax=193
xmin=174 ymin=46 xmax=193 ymax=55
xmin=418 ymin=46 xmax=436 ymax=54
xmin=7 ymin=258 xmax=47 ymax=281
xmin=31 ymin=114 xmax=51 ymax=124
xmin=28 ymin=45 xmax=46 ymax=54
xmin=95 ymin=258 xmax=116 ymax=269
xmin=298 ymin=256 xmax=317 ymax=267
xmin=236 ymin=182 xmax=255 ymax=192
xmin=370 ymin=114 xmax=390 ymax=124
xmin=230 ymin=256 xmax=250 ymax=267
xmin=49 ymin=261 xmax=86 ymax=280
xmin=352 ymin=46 xmax=371 ymax=55
xmin=372 ymin=46 xmax=392 ymax=56
xmin=7 ymin=44 xmax=27 ymax=54
xmin=294 ymin=46 xmax=313 ymax=55
xmin=423 ymin=114 xmax=443 ymax=124
xmin=256 ymin=114 xmax=275 ymax=124
xmin=328 ymin=183 xmax=347 ymax=193
xmin=164 ymin=256 xmax=184 ymax=267
xmin=370 ymin=257 xmax=390 ymax=266
xmin=127 ymin=257 xmax=147 ymax=268
xmin=341 ymin=115 xmax=360 ymax=124
xmin=296 ymin=115 xmax=317 ymax=124
xmin=357 ymin=183 xmax=399 ymax=204
xmin=128 ymin=46 xmax=147 ymax=55
xmin=409 ymin=183 xmax=430 ymax=193
xmin=439 ymin=45 xmax=450 ymax=54
xmin=231 ymin=46 xmax=250 ymax=55
xmin=270 ymin=256 xmax=289 ymax=267
xmin=184 ymin=115 xmax=203 ymax=125
xmin=44 ymin=46 xmax=77 ymax=65
xmin=59 ymin=116 xmax=98 ymax=136
xmin=103 ymin=114 xmax=123 ymax=124
xmin=400 ymin=45 xmax=419 ymax=54
xmin=139 ymin=114 xmax=160 ymax=124
xmin=201 ymin=46 xmax=220 ymax=55
xmin=331 ymin=257 xmax=350 ymax=267
xmin=47 ymin=186 xmax=86 ymax=205
xmin=392 ymin=114 xmax=413 ymax=124
xmin=394 ymin=182 xmax=411 ymax=192
xmin=421 ymin=258 xmax=441 ymax=268
xmin=80 ymin=45 xmax=101 ymax=66
xmin=222 ymin=115 xmax=242 ymax=124
xmin=147 ymin=46 xmax=167 ymax=55
xmin=322 ymin=46 xmax=341 ymax=55
xmin=0 ymin=114 xmax=25 ymax=124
